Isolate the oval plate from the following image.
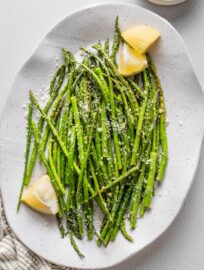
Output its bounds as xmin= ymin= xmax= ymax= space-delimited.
xmin=0 ymin=3 xmax=204 ymax=269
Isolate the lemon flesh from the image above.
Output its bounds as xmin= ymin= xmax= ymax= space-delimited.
xmin=21 ymin=175 xmax=59 ymax=215
xmin=122 ymin=25 xmax=161 ymax=54
xmin=119 ymin=43 xmax=148 ymax=77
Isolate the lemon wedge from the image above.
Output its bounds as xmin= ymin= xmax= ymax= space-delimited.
xmin=122 ymin=25 xmax=161 ymax=54
xmin=21 ymin=175 xmax=59 ymax=215
xmin=119 ymin=43 xmax=148 ymax=77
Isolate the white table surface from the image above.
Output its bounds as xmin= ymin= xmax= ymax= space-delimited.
xmin=0 ymin=0 xmax=204 ymax=269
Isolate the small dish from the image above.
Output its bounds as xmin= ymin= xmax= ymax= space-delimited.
xmin=148 ymin=0 xmax=186 ymax=5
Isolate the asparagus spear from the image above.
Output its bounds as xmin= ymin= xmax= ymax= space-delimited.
xmin=48 ymin=138 xmax=65 ymax=194
xmin=110 ymin=180 xmax=135 ymax=242
xmin=148 ymin=54 xmax=168 ymax=182
xmin=68 ymin=231 xmax=85 ymax=258
xmin=60 ymin=69 xmax=75 ymax=183
xmin=89 ymin=165 xmax=140 ymax=200
xmin=130 ymin=143 xmax=152 ymax=229
xmin=71 ymin=96 xmax=84 ymax=164
xmin=25 ymin=75 xmax=68 ymax=185
xmin=120 ymin=220 xmax=133 ymax=242
xmin=31 ymin=121 xmax=65 ymax=214
xmin=66 ymin=126 xmax=76 ymax=191
xmin=92 ymin=44 xmax=140 ymax=117
xmin=104 ymin=38 xmax=110 ymax=56
xmin=131 ymin=70 xmax=149 ymax=165
xmin=110 ymin=16 xmax=121 ymax=64
xmin=17 ymin=101 xmax=33 ymax=210
xmin=140 ymin=152 xmax=157 ymax=216
xmin=49 ymin=64 xmax=66 ymax=95
xmin=76 ymin=113 xmax=96 ymax=237
xmin=127 ymin=78 xmax=145 ymax=99
xmin=101 ymin=101 xmax=109 ymax=158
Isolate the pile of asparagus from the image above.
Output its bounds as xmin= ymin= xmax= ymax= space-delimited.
xmin=18 ymin=18 xmax=168 ymax=257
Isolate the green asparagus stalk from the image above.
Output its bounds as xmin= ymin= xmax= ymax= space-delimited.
xmin=62 ymin=49 xmax=76 ymax=71
xmin=53 ymin=115 xmax=61 ymax=167
xmin=97 ymin=185 xmax=119 ymax=246
xmin=148 ymin=54 xmax=168 ymax=182
xmin=157 ymin=113 xmax=168 ymax=182
xmin=101 ymin=101 xmax=109 ymax=158
xmin=131 ymin=70 xmax=150 ymax=165
xmin=92 ymin=44 xmax=140 ymax=117
xmin=91 ymin=143 xmax=107 ymax=184
xmin=56 ymin=214 xmax=65 ymax=238
xmin=17 ymin=101 xmax=33 ymax=210
xmin=40 ymin=81 xmax=69 ymax=154
xmin=113 ymin=80 xmax=134 ymax=141
xmin=89 ymin=165 xmax=140 ymax=200
xmin=81 ymin=64 xmax=109 ymax=104
xmin=111 ymin=181 xmax=135 ymax=241
xmin=140 ymin=151 xmax=157 ymax=216
xmin=29 ymin=91 xmax=70 ymax=158
xmin=71 ymin=96 xmax=84 ymax=164
xmin=68 ymin=231 xmax=85 ymax=258
xmin=120 ymin=220 xmax=133 ymax=242
xmin=81 ymin=48 xmax=109 ymax=76
xmin=130 ymin=162 xmax=146 ymax=229
xmin=127 ymin=78 xmax=145 ymax=99
xmin=89 ymin=160 xmax=110 ymax=219
xmin=66 ymin=126 xmax=76 ymax=191
xmin=76 ymin=113 xmax=96 ymax=237
xmin=31 ymin=121 xmax=65 ymax=213
xmin=25 ymin=78 xmax=68 ymax=185
xmin=104 ymin=38 xmax=110 ymax=56
xmin=49 ymin=64 xmax=66 ymax=95
xmin=110 ymin=16 xmax=121 ymax=64
xmin=60 ymin=70 xmax=75 ymax=183
xmin=95 ymin=125 xmax=102 ymax=158
xmin=48 ymin=138 xmax=65 ymax=194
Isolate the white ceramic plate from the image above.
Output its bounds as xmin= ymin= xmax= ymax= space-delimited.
xmin=0 ymin=3 xmax=204 ymax=269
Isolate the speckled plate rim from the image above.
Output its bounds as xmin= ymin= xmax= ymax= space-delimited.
xmin=1 ymin=2 xmax=204 ymax=269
